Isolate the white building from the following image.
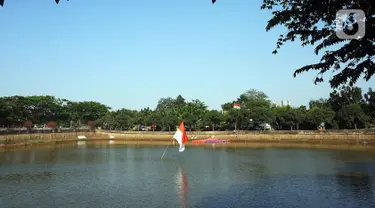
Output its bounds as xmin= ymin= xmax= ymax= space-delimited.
xmin=272 ymin=100 xmax=292 ymax=107
xmin=281 ymin=100 xmax=292 ymax=107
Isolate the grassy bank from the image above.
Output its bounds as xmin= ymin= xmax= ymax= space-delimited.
xmin=1 ymin=130 xmax=375 ymax=148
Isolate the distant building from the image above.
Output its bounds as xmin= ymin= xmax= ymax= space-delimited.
xmin=272 ymin=100 xmax=292 ymax=107
xmin=281 ymin=100 xmax=292 ymax=107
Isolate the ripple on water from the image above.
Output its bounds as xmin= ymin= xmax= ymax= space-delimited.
xmin=0 ymin=145 xmax=375 ymax=208
xmin=0 ymin=171 xmax=55 ymax=182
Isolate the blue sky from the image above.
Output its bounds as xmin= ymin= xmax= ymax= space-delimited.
xmin=0 ymin=0 xmax=374 ymax=110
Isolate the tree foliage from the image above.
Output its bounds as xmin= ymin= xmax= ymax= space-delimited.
xmin=0 ymin=88 xmax=374 ymax=131
xmin=0 ymin=96 xmax=110 ymax=129
xmin=336 ymin=104 xmax=368 ymax=129
xmin=212 ymin=0 xmax=375 ymax=88
xmin=362 ymin=88 xmax=375 ymax=123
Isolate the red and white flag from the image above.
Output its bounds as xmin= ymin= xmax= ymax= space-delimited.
xmin=173 ymin=121 xmax=189 ymax=152
xmin=233 ymin=103 xmax=241 ymax=109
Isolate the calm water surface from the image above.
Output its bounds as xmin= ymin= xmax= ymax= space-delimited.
xmin=1 ymin=142 xmax=375 ymax=208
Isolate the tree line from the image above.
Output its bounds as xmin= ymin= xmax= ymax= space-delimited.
xmin=0 ymin=86 xmax=374 ymax=131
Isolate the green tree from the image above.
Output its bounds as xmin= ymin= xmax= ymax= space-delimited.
xmin=237 ymin=89 xmax=273 ymax=129
xmin=249 ymin=106 xmax=274 ymax=126
xmin=309 ymin=98 xmax=330 ymax=109
xmin=181 ymin=99 xmax=207 ymax=130
xmin=306 ymin=106 xmax=336 ymax=129
xmin=96 ymin=112 xmax=117 ymax=130
xmin=1 ymin=92 xmax=373 ymax=131
xmin=336 ymin=104 xmax=368 ymax=129
xmin=226 ymin=108 xmax=243 ymax=130
xmin=203 ymin=110 xmax=223 ymax=131
xmin=25 ymin=96 xmax=62 ymax=125
xmin=272 ymin=106 xmax=288 ymax=130
xmin=362 ymin=88 xmax=375 ymax=124
xmin=294 ymin=106 xmax=307 ymax=130
xmin=264 ymin=0 xmax=374 ymax=88
xmin=213 ymin=0 xmax=375 ymax=88
xmin=115 ymin=109 xmax=136 ymax=130
xmin=55 ymin=99 xmax=70 ymax=127
xmin=0 ymin=96 xmax=28 ymax=127
xmin=221 ymin=102 xmax=233 ymax=112
xmin=328 ymin=86 xmax=363 ymax=111
xmin=138 ymin=107 xmax=153 ymax=124
xmin=66 ymin=101 xmax=110 ymax=128
xmin=239 ymin=89 xmax=269 ymax=103
xmin=153 ymin=109 xmax=176 ymax=131
xmin=156 ymin=97 xmax=176 ymax=111
xmin=175 ymin=95 xmax=186 ymax=110
xmin=281 ymin=108 xmax=296 ymax=130
xmin=272 ymin=106 xmax=305 ymax=130
xmin=162 ymin=113 xmax=179 ymax=131
xmin=155 ymin=95 xmax=187 ymax=120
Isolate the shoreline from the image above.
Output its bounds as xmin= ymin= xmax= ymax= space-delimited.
xmin=2 ymin=139 xmax=375 ymax=152
xmin=1 ymin=131 xmax=375 ymax=150
xmin=99 ymin=130 xmax=375 ymax=143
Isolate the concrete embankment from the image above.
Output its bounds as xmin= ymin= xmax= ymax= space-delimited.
xmin=0 ymin=132 xmax=100 ymax=148
xmin=1 ymin=130 xmax=375 ymax=148
xmin=98 ymin=130 xmax=375 ymax=145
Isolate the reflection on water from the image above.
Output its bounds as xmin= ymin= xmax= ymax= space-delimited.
xmin=1 ymin=143 xmax=375 ymax=208
xmin=0 ymin=171 xmax=55 ymax=181
xmin=176 ymin=167 xmax=188 ymax=208
xmin=335 ymin=161 xmax=375 ymax=207
xmin=336 ymin=172 xmax=373 ymax=197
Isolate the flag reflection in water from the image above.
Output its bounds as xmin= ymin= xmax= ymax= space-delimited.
xmin=175 ymin=166 xmax=188 ymax=208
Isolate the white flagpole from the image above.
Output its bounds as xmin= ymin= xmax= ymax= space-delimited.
xmin=161 ymin=139 xmax=174 ymax=160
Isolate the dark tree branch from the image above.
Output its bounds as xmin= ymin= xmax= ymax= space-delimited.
xmin=0 ymin=0 xmax=67 ymax=7
xmin=215 ymin=0 xmax=375 ymax=89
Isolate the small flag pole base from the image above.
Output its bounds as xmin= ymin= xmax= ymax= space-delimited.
xmin=161 ymin=140 xmax=173 ymax=160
